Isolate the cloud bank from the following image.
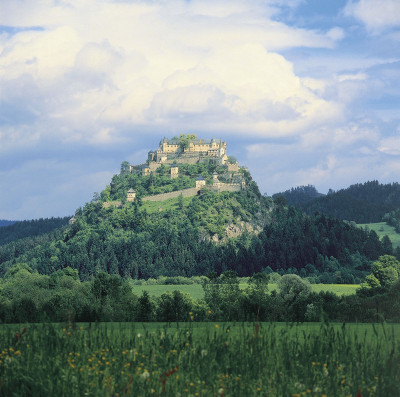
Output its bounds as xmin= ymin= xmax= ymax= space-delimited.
xmin=0 ymin=0 xmax=399 ymax=218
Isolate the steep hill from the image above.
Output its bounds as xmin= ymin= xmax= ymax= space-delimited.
xmin=0 ymin=140 xmax=393 ymax=282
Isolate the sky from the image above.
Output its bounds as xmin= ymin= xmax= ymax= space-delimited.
xmin=1 ymin=0 xmax=400 ymax=220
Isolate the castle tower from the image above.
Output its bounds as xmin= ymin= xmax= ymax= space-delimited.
xmin=196 ymin=175 xmax=206 ymax=189
xmin=170 ymin=166 xmax=179 ymax=179
xmin=212 ymin=172 xmax=221 ymax=192
xmin=212 ymin=172 xmax=220 ymax=184
xmin=127 ymin=189 xmax=136 ymax=202
xmin=142 ymin=165 xmax=151 ymax=176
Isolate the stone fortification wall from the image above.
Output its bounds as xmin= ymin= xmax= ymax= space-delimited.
xmin=162 ymin=156 xmax=200 ymax=165
xmin=142 ymin=187 xmax=200 ymax=202
xmin=142 ymin=183 xmax=242 ymax=202
xmin=149 ymin=162 xmax=161 ymax=172
xmin=160 ymin=152 xmax=207 ymax=165
xmin=102 ymin=201 xmax=122 ymax=208
xmin=227 ymin=163 xmax=240 ymax=172
xmin=210 ymin=184 xmax=241 ymax=194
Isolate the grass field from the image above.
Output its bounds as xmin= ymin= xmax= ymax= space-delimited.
xmin=0 ymin=321 xmax=398 ymax=396
xmin=357 ymin=222 xmax=400 ymax=248
xmin=132 ymin=283 xmax=361 ymax=299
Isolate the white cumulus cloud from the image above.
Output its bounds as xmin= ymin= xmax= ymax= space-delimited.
xmin=344 ymin=0 xmax=400 ymax=32
xmin=0 ymin=0 xmax=345 ymax=150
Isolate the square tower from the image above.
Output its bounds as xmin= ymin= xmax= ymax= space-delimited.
xmin=127 ymin=189 xmax=136 ymax=202
xmin=196 ymin=175 xmax=206 ymax=189
xmin=170 ymin=166 xmax=179 ymax=179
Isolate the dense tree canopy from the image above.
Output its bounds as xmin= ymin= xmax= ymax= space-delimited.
xmin=0 ymin=217 xmax=69 ymax=246
xmin=0 ymin=170 xmax=396 ymax=285
xmin=365 ymin=255 xmax=400 ymax=288
xmin=274 ymin=181 xmax=400 ymax=223
xmin=0 ymin=267 xmax=399 ymax=323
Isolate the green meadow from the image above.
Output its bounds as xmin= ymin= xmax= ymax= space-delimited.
xmin=357 ymin=222 xmax=400 ymax=248
xmin=132 ymin=283 xmax=361 ymax=300
xmin=1 ymin=321 xmax=398 ymax=396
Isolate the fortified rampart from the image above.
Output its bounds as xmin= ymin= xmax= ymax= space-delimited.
xmin=209 ymin=184 xmax=241 ymax=194
xmin=142 ymin=183 xmax=242 ymax=202
xmin=102 ymin=201 xmax=122 ymax=208
xmin=142 ymin=187 xmax=200 ymax=202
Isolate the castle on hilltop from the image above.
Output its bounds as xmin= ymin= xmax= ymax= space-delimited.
xmin=105 ymin=135 xmax=246 ymax=206
xmin=148 ymin=137 xmax=228 ymax=164
xmin=128 ymin=136 xmax=229 ymax=175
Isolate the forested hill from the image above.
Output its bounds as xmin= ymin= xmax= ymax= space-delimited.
xmin=0 ymin=174 xmax=391 ymax=283
xmin=0 ymin=220 xmax=16 ymax=227
xmin=272 ymin=185 xmax=324 ymax=206
xmin=0 ymin=151 xmax=396 ymax=283
xmin=0 ymin=217 xmax=70 ymax=246
xmin=275 ymin=181 xmax=400 ymax=223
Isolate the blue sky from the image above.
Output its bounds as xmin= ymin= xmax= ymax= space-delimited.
xmin=1 ymin=0 xmax=400 ymax=220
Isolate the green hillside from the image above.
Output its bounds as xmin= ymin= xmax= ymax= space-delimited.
xmin=0 ymin=217 xmax=70 ymax=246
xmin=357 ymin=222 xmax=400 ymax=248
xmin=276 ymin=181 xmax=400 ymax=223
xmin=141 ymin=196 xmax=195 ymax=213
xmin=0 ymin=139 xmax=394 ymax=283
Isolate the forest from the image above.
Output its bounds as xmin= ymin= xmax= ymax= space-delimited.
xmin=0 ymin=220 xmax=16 ymax=227
xmin=0 ymin=192 xmax=392 ymax=283
xmin=0 ymin=217 xmax=69 ymax=246
xmin=1 ymin=261 xmax=399 ymax=324
xmin=0 ymin=170 xmax=399 ymax=330
xmin=275 ymin=181 xmax=400 ymax=223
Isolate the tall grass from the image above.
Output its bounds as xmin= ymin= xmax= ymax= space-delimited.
xmin=0 ymin=322 xmax=399 ymax=396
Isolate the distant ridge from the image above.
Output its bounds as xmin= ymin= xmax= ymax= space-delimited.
xmin=0 ymin=220 xmax=16 ymax=227
xmin=275 ymin=181 xmax=400 ymax=223
xmin=273 ymin=185 xmax=324 ymax=206
xmin=0 ymin=217 xmax=70 ymax=246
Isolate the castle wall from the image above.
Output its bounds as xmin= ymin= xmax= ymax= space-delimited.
xmin=142 ymin=187 xmax=200 ymax=202
xmin=161 ymin=155 xmax=201 ymax=165
xmin=227 ymin=163 xmax=239 ymax=172
xmin=185 ymin=143 xmax=211 ymax=152
xmin=142 ymin=183 xmax=242 ymax=202
xmin=103 ymin=201 xmax=122 ymax=208
xmin=209 ymin=184 xmax=241 ymax=193
xmin=149 ymin=162 xmax=161 ymax=172
xmin=162 ymin=143 xmax=180 ymax=153
xmin=129 ymin=164 xmax=146 ymax=173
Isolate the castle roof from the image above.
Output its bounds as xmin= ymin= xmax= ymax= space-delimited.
xmin=196 ymin=175 xmax=205 ymax=180
xmin=162 ymin=138 xmax=224 ymax=145
xmin=127 ymin=188 xmax=136 ymax=193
